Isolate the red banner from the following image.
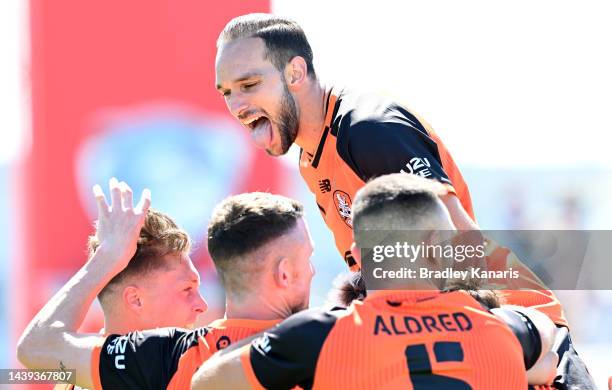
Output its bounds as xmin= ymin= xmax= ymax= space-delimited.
xmin=16 ymin=1 xmax=274 ymax=385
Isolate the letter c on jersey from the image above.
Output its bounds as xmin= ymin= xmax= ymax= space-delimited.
xmin=115 ymin=355 xmax=126 ymax=369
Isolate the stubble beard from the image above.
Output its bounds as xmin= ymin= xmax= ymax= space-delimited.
xmin=269 ymin=82 xmax=299 ymax=156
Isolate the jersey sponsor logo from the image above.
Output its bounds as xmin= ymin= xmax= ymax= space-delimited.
xmin=333 ymin=190 xmax=353 ymax=227
xmin=253 ymin=333 xmax=272 ymax=354
xmin=318 ymin=178 xmax=332 ymax=193
xmin=216 ymin=335 xmax=231 ymax=350
xmin=401 ymin=157 xmax=432 ymax=178
xmin=115 ymin=356 xmax=125 ymax=370
xmin=106 ymin=335 xmax=129 ymax=370
xmin=106 ymin=336 xmax=128 ymax=355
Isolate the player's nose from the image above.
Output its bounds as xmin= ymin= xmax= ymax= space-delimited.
xmin=228 ymin=94 xmax=249 ymax=119
xmin=193 ymin=291 xmax=208 ymax=314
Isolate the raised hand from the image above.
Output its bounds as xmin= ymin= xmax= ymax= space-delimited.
xmin=91 ymin=177 xmax=151 ymax=276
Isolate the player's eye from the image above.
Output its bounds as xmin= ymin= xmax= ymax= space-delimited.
xmin=241 ymin=82 xmax=259 ymax=91
xmin=183 ymin=287 xmax=193 ymax=292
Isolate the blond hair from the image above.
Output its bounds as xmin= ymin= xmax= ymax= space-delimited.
xmin=93 ymin=208 xmax=191 ymax=307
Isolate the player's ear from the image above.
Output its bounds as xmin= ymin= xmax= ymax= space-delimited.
xmin=123 ymin=285 xmax=143 ymax=313
xmin=284 ymin=56 xmax=307 ymax=90
xmin=274 ymin=257 xmax=292 ymax=288
xmin=350 ymin=242 xmax=362 ymax=268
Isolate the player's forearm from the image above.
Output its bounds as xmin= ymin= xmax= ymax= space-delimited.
xmin=192 ymin=345 xmax=252 ymax=390
xmin=191 ymin=359 xmax=225 ymax=390
xmin=493 ymin=305 xmax=559 ymax=385
xmin=17 ymin=246 xmax=116 ymax=367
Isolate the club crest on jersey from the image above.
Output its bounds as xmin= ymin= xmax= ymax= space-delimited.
xmin=216 ymin=335 xmax=231 ymax=350
xmin=401 ymin=157 xmax=432 ymax=178
xmin=333 ymin=190 xmax=353 ymax=227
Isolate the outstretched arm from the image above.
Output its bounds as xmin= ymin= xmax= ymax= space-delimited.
xmin=17 ymin=178 xmax=150 ymax=389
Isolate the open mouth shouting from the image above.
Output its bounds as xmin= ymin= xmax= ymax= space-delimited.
xmin=242 ymin=114 xmax=273 ymax=150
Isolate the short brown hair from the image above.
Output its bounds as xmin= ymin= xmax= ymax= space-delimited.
xmin=353 ymin=173 xmax=448 ymax=236
xmin=328 ymin=271 xmax=367 ymax=307
xmin=207 ymin=192 xmax=303 ymax=293
xmin=218 ymin=13 xmax=316 ymax=79
xmin=92 ymin=208 xmax=191 ymax=307
xmin=443 ymin=280 xmax=500 ymax=309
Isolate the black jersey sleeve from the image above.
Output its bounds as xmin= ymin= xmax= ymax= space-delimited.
xmin=338 ymin=118 xmax=452 ymax=186
xmin=97 ymin=327 xmax=208 ymax=389
xmin=490 ymin=307 xmax=542 ymax=369
xmin=552 ymin=327 xmax=597 ymax=389
xmin=248 ymin=307 xmax=341 ymax=390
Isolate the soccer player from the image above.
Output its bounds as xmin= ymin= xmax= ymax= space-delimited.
xmin=17 ymin=180 xmax=315 ymax=389
xmin=50 ymin=180 xmax=207 ymax=390
xmin=192 ymin=173 xmax=559 ymax=389
xmin=214 ymin=17 xmax=587 ymax=381
xmin=215 ymin=13 xmax=477 ymax=270
xmin=326 ymin=178 xmax=595 ymax=389
xmin=85 ymin=195 xmax=207 ymax=334
xmin=214 ymin=16 xmax=591 ymax=372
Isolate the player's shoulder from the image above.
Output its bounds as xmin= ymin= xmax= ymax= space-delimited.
xmin=333 ymin=88 xmax=427 ymax=142
xmin=332 ymin=88 xmax=434 ymax=175
xmin=144 ymin=325 xmax=209 ymax=342
xmin=257 ymin=306 xmax=347 ymax=347
xmin=208 ymin=317 xmax=279 ymax=331
xmin=250 ymin=307 xmax=347 ymax=371
xmin=274 ymin=306 xmax=346 ymax=331
xmin=103 ymin=326 xmax=210 ymax=354
xmin=97 ymin=326 xmax=212 ymax=389
xmin=206 ymin=318 xmax=280 ymax=351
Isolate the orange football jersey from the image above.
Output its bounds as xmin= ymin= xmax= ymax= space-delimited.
xmin=90 ymin=318 xmax=278 ymax=390
xmin=299 ymin=87 xmax=474 ymax=270
xmin=242 ymin=290 xmax=532 ymax=389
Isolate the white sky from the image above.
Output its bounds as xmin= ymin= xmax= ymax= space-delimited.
xmin=2 ymin=1 xmax=611 ymax=168
xmin=274 ymin=0 xmax=612 ymax=168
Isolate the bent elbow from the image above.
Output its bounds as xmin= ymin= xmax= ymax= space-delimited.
xmin=16 ymin=325 xmax=46 ymax=368
xmin=16 ymin=333 xmax=34 ymax=367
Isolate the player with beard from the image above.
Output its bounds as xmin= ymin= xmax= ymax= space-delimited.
xmin=192 ymin=174 xmax=560 ymax=389
xmin=214 ymin=15 xmax=595 ymax=388
xmin=17 ymin=182 xmax=315 ymax=389
xmin=215 ymin=13 xmax=477 ymax=271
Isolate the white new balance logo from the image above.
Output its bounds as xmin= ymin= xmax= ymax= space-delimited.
xmin=254 ymin=334 xmax=272 ymax=354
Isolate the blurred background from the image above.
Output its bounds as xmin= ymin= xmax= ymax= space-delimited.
xmin=1 ymin=0 xmax=610 ymax=388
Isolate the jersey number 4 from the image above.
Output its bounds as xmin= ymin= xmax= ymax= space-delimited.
xmin=405 ymin=342 xmax=472 ymax=389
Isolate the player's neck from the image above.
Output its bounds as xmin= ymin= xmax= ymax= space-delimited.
xmin=224 ymin=292 xmax=293 ymax=321
xmin=294 ymin=79 xmax=328 ymax=156
xmin=103 ymin=315 xmax=139 ymax=335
